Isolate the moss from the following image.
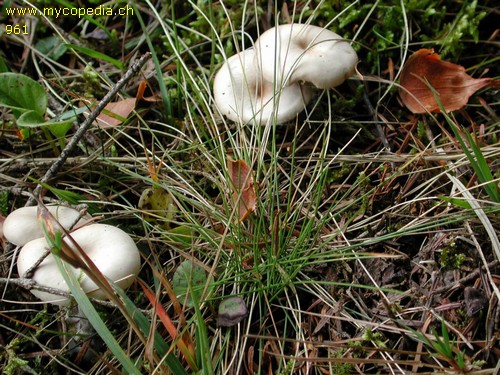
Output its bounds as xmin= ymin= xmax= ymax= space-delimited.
xmin=0 ymin=190 xmax=8 ymax=216
xmin=439 ymin=242 xmax=467 ymax=270
xmin=1 ymin=339 xmax=29 ymax=375
xmin=82 ymin=65 xmax=104 ymax=98
xmin=326 ymin=162 xmax=351 ymax=184
xmin=327 ymin=348 xmax=355 ymax=375
xmin=362 ymin=328 xmax=387 ymax=349
xmin=435 ymin=0 xmax=487 ymax=56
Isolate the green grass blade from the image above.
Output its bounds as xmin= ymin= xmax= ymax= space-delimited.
xmin=447 ymin=119 xmax=499 ymax=203
xmin=192 ymin=293 xmax=213 ymax=375
xmin=130 ymin=2 xmax=172 ymax=116
xmin=440 ymin=320 xmax=452 ymax=358
xmin=65 ymin=44 xmax=124 ymax=70
xmin=426 ymin=79 xmax=499 ymax=202
xmin=52 ymin=256 xmax=141 ymax=374
xmin=29 ymin=179 xmax=100 ymax=214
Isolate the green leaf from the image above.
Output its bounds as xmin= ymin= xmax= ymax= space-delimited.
xmin=18 ymin=128 xmax=32 ymax=140
xmin=35 ymin=35 xmax=67 ymax=60
xmin=0 ymin=72 xmax=47 ymax=116
xmin=16 ymin=110 xmax=46 ymax=127
xmin=172 ymin=260 xmax=213 ymax=308
xmin=30 ymin=179 xmax=100 ymax=215
xmin=438 ymin=196 xmax=472 ymax=209
xmin=0 ymin=55 xmax=8 ymax=73
xmin=16 ymin=110 xmax=75 ymax=139
xmin=48 ymin=118 xmax=74 ymax=138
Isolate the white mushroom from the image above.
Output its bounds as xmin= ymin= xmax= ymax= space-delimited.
xmin=17 ymin=224 xmax=141 ymax=306
xmin=213 ymin=48 xmax=312 ymax=125
xmin=254 ymin=24 xmax=358 ymax=89
xmin=3 ymin=205 xmax=91 ymax=246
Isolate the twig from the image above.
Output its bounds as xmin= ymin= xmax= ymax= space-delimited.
xmin=22 ymin=248 xmax=51 ymax=279
xmin=0 ymin=276 xmax=144 ymax=309
xmin=25 ymin=52 xmax=151 ymax=207
xmin=2 ymin=146 xmax=499 ymax=174
xmin=0 ymin=277 xmax=71 ymax=297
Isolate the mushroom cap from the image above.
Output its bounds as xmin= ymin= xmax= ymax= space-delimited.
xmin=213 ymin=48 xmax=312 ymax=124
xmin=254 ymin=24 xmax=358 ymax=89
xmin=17 ymin=223 xmax=141 ymax=306
xmin=4 ymin=205 xmax=91 ymax=246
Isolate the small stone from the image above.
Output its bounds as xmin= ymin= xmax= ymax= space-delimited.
xmin=217 ymin=296 xmax=248 ymax=327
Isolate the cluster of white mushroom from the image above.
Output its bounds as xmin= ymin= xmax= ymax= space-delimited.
xmin=3 ymin=205 xmax=141 ymax=306
xmin=213 ymin=23 xmax=358 ymax=125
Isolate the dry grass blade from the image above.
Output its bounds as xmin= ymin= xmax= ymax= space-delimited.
xmin=139 ymin=280 xmax=198 ymax=371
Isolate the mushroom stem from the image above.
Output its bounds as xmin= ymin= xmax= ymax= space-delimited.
xmin=65 ymin=305 xmax=99 ymax=365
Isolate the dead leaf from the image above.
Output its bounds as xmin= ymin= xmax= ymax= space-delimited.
xmin=136 ymin=80 xmax=160 ymax=103
xmin=95 ymin=97 xmax=136 ymax=128
xmin=91 ymin=80 xmax=159 ymax=128
xmin=227 ymin=159 xmax=257 ymax=222
xmin=138 ymin=186 xmax=177 ymax=228
xmin=399 ymin=48 xmax=500 ymax=114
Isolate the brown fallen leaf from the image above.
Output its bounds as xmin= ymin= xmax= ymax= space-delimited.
xmin=92 ymin=81 xmax=159 ymax=128
xmin=227 ymin=159 xmax=257 ymax=222
xmin=399 ymin=48 xmax=500 ymax=114
xmin=95 ymin=97 xmax=136 ymax=128
xmin=136 ymin=80 xmax=161 ymax=103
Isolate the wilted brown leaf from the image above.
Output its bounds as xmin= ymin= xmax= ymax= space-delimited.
xmin=399 ymin=48 xmax=500 ymax=114
xmin=91 ymin=81 xmax=159 ymax=128
xmin=136 ymin=80 xmax=160 ymax=103
xmin=95 ymin=97 xmax=136 ymax=128
xmin=227 ymin=159 xmax=257 ymax=222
